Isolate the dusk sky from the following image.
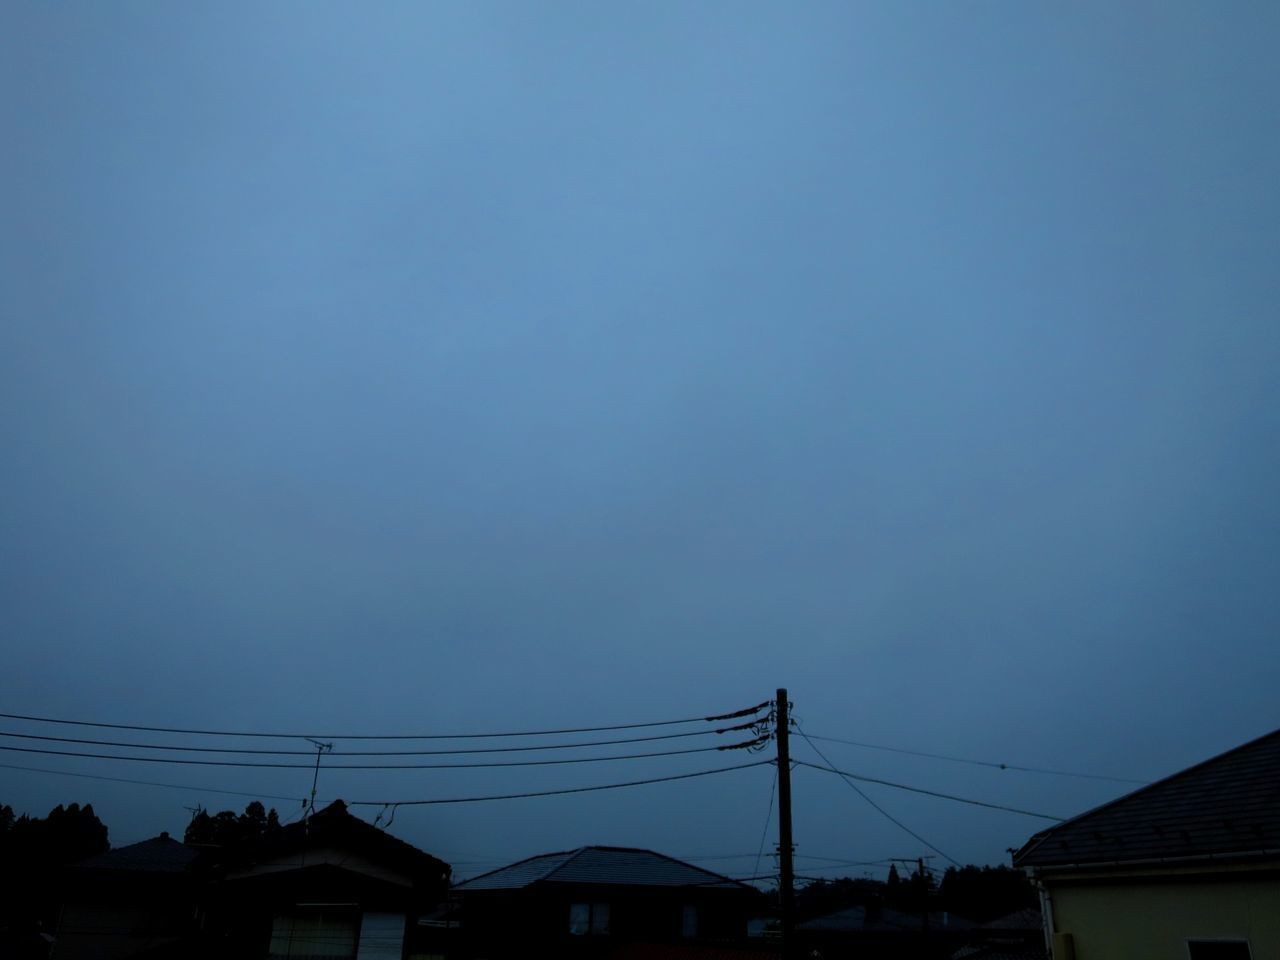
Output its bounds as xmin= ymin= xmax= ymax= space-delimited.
xmin=3 ymin=2 xmax=1278 ymax=884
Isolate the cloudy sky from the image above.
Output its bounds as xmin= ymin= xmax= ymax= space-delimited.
xmin=3 ymin=2 xmax=1278 ymax=882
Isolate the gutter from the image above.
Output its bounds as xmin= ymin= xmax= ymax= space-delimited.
xmin=1016 ymin=846 xmax=1280 ymax=876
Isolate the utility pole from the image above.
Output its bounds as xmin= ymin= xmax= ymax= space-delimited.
xmin=775 ymin=688 xmax=795 ymax=959
xmin=919 ymin=857 xmax=929 ymax=933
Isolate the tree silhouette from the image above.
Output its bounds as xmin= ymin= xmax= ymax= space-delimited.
xmin=0 ymin=801 xmax=109 ymax=934
xmin=184 ymin=801 xmax=282 ymax=847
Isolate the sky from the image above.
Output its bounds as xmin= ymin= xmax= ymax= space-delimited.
xmin=2 ymin=2 xmax=1278 ymax=886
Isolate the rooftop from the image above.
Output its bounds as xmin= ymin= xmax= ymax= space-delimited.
xmin=213 ymin=799 xmax=450 ymax=884
xmin=455 ymin=846 xmax=749 ymax=891
xmin=1014 ymin=727 xmax=1280 ymax=869
xmin=76 ymin=833 xmax=201 ymax=873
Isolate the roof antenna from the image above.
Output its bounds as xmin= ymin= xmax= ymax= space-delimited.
xmin=304 ymin=738 xmax=334 ymax=820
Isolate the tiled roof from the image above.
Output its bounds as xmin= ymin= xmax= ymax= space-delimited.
xmin=76 ymin=834 xmax=201 ymax=873
xmin=1014 ymin=727 xmax=1280 ymax=869
xmin=455 ymin=846 xmax=748 ymax=891
xmin=215 ymin=800 xmax=450 ymax=883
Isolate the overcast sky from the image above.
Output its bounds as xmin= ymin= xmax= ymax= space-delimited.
xmin=2 ymin=2 xmax=1278 ymax=883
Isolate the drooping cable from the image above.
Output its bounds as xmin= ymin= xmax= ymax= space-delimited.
xmin=752 ymin=763 xmax=779 ymax=885
xmin=795 ymin=727 xmax=960 ymax=867
xmin=339 ymin=758 xmax=773 ymax=806
xmin=802 ymin=732 xmax=1147 ymax=785
xmin=0 ymin=704 xmax=768 ymax=741
xmin=792 ymin=757 xmax=1065 ymax=821
xmin=0 ymin=722 xmax=758 ymax=756
xmin=0 ymin=761 xmax=305 ymax=804
xmin=0 ymin=737 xmax=768 ymax=770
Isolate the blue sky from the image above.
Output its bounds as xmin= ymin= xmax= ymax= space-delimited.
xmin=2 ymin=2 xmax=1278 ymax=880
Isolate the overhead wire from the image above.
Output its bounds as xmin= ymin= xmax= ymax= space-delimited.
xmin=0 ymin=737 xmax=768 ymax=770
xmin=795 ymin=726 xmax=961 ymax=867
xmin=792 ymin=757 xmax=1066 ymax=821
xmin=0 ymin=722 xmax=760 ymax=756
xmin=338 ymin=758 xmax=774 ymax=806
xmin=802 ymin=732 xmax=1148 ymax=785
xmin=0 ymin=703 xmax=769 ymax=741
xmin=0 ymin=761 xmax=306 ymax=804
xmin=752 ymin=763 xmax=779 ymax=885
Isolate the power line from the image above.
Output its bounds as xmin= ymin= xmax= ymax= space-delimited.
xmin=0 ymin=723 xmax=758 ymax=756
xmin=795 ymin=728 xmax=960 ymax=867
xmin=795 ymin=854 xmax=897 ymax=866
xmin=793 ymin=755 xmax=1066 ymax=821
xmin=0 ymin=703 xmax=769 ymax=741
xmin=0 ymin=738 xmax=767 ymax=770
xmin=0 ymin=761 xmax=305 ymax=804
xmin=802 ymin=732 xmax=1148 ymax=785
xmin=339 ymin=758 xmax=773 ymax=806
xmin=752 ymin=763 xmax=779 ymax=884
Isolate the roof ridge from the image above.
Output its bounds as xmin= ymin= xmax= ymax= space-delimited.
xmin=545 ymin=846 xmax=592 ymax=880
xmin=572 ymin=846 xmax=750 ymax=889
xmin=457 ymin=847 xmax=581 ymax=887
xmin=621 ymin=846 xmax=744 ymax=886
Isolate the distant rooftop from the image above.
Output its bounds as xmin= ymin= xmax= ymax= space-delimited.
xmin=212 ymin=799 xmax=450 ymax=883
xmin=798 ymin=905 xmax=976 ymax=933
xmin=76 ymin=833 xmax=200 ymax=873
xmin=455 ymin=846 xmax=749 ymax=891
xmin=1015 ymin=727 xmax=1280 ymax=869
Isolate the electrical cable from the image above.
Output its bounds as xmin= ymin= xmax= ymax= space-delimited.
xmin=793 ymin=758 xmax=1066 ymax=821
xmin=793 ymin=854 xmax=896 ymax=866
xmin=0 ymin=723 xmax=758 ymax=756
xmin=338 ymin=758 xmax=773 ymax=806
xmin=0 ymin=738 xmax=767 ymax=770
xmin=802 ymin=732 xmax=1148 ymax=785
xmin=751 ymin=763 xmax=779 ymax=885
xmin=0 ymin=704 xmax=768 ymax=741
xmin=795 ymin=728 xmax=960 ymax=867
xmin=0 ymin=761 xmax=305 ymax=804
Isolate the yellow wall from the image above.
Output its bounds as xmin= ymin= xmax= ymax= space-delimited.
xmin=1045 ymin=871 xmax=1280 ymax=960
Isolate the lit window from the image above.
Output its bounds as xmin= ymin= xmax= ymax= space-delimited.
xmin=569 ymin=902 xmax=610 ymax=936
xmin=682 ymin=905 xmax=698 ymax=938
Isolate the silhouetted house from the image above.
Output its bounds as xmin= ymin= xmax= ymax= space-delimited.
xmin=203 ymin=799 xmax=451 ymax=958
xmin=53 ymin=800 xmax=450 ymax=960
xmin=449 ymin=846 xmax=762 ymax=958
xmin=1013 ymin=727 xmax=1280 ymax=960
xmin=53 ymin=833 xmax=202 ymax=960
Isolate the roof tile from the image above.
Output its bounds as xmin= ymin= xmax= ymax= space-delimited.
xmin=1014 ymin=728 xmax=1280 ymax=869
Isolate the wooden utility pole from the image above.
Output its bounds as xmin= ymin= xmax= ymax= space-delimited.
xmin=919 ymin=857 xmax=929 ymax=932
xmin=776 ymin=688 xmax=795 ymax=959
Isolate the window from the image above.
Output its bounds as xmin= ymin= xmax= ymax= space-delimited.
xmin=681 ymin=905 xmax=698 ymax=938
xmin=1187 ymin=941 xmax=1252 ymax=960
xmin=568 ymin=902 xmax=610 ymax=936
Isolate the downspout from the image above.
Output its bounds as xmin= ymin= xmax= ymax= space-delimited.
xmin=1032 ymin=870 xmax=1054 ymax=960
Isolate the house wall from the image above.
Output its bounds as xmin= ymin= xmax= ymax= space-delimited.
xmin=455 ymin=884 xmax=755 ymax=958
xmin=53 ymin=873 xmax=198 ymax=960
xmin=54 ymin=901 xmax=192 ymax=960
xmin=1044 ymin=871 xmax=1280 ymax=960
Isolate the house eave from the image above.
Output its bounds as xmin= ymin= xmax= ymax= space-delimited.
xmin=1021 ymin=847 xmax=1280 ymax=880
